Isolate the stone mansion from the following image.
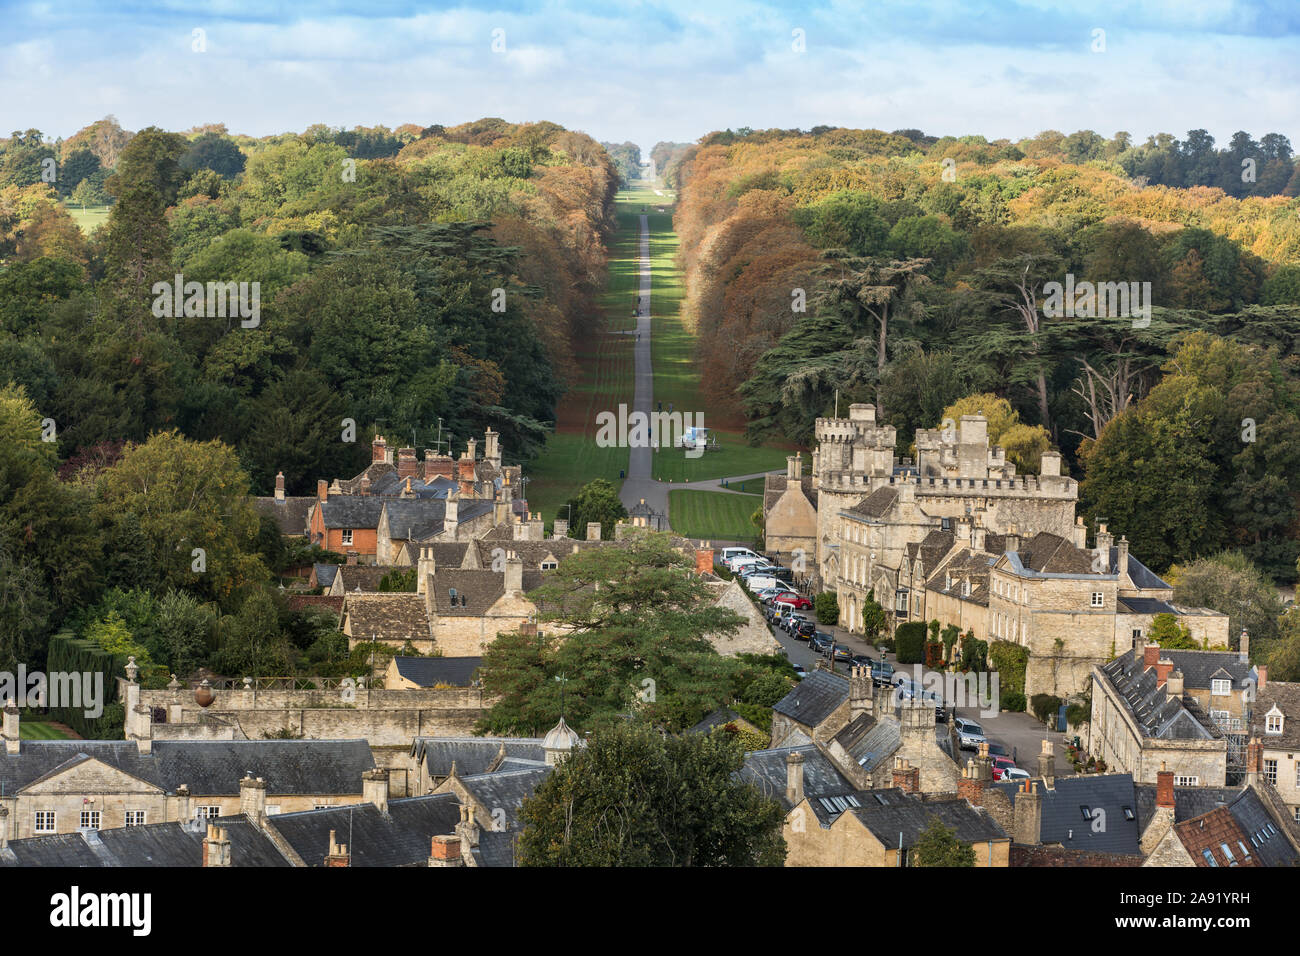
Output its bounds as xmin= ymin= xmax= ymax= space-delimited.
xmin=763 ymin=404 xmax=1228 ymax=701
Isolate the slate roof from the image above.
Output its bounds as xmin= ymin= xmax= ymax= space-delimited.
xmin=0 ymin=740 xmax=375 ymax=796
xmin=1252 ymin=682 xmax=1300 ymax=749
xmin=473 ymin=830 xmax=518 ymax=867
xmin=832 ymin=713 xmax=901 ymax=773
xmin=1016 ymin=532 xmax=1094 ymax=574
xmin=405 ymin=541 xmax=471 ymax=569
xmin=254 ymin=496 xmax=315 ymax=536
xmin=1118 ymin=596 xmax=1177 ymax=615
xmin=429 ymin=568 xmax=546 ymax=616
xmin=391 ymin=656 xmax=483 ymax=687
xmin=1098 ymin=650 xmax=1220 ymax=740
xmin=739 ymin=744 xmax=855 ymax=817
xmin=98 ymin=816 xmax=289 ymax=867
xmin=270 ymin=794 xmax=463 ymax=867
xmin=313 ymin=563 xmax=339 ymax=589
xmin=772 ymin=670 xmax=849 ymax=729
xmin=455 ymin=768 xmax=552 ymax=830
xmin=319 ymin=496 xmax=386 ymax=530
xmin=905 ymin=529 xmax=955 ymax=573
xmin=343 ymin=593 xmax=429 ymax=642
xmin=1135 ymin=784 xmax=1240 ymax=827
xmin=926 ymin=548 xmax=995 ymax=607
xmin=688 ymin=707 xmax=744 ymax=735
xmin=334 ymin=566 xmax=399 ymax=592
xmin=472 ymin=539 xmax=600 ymax=570
xmin=846 ymin=789 xmax=1009 ymax=848
xmin=1160 ymin=650 xmax=1252 ymax=691
xmin=847 ymin=486 xmax=899 ymax=519
xmin=382 ymin=499 xmax=448 ymax=539
xmin=410 ymin=737 xmax=546 ymax=779
xmin=993 ymin=773 xmax=1142 ymax=855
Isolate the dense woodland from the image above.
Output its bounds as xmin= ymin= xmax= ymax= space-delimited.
xmin=0 ymin=116 xmax=618 ymax=683
xmin=673 ymin=126 xmax=1300 ymax=590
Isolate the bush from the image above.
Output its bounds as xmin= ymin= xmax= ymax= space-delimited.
xmin=814 ymin=591 xmax=840 ymax=626
xmin=924 ymin=642 xmax=945 ymax=668
xmin=895 ymin=622 xmax=927 ymax=664
xmin=988 ymin=640 xmax=1028 ymax=696
xmin=961 ymin=637 xmax=988 ymax=673
xmin=1031 ymin=693 xmax=1063 ymax=725
xmin=999 ymin=690 xmax=1026 ymax=713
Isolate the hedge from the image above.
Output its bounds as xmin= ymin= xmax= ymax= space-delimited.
xmin=814 ymin=591 xmax=840 ymax=626
xmin=895 ymin=622 xmax=927 ymax=664
xmin=45 ymin=631 xmax=126 ymax=739
xmin=988 ymin=640 xmax=1028 ymax=697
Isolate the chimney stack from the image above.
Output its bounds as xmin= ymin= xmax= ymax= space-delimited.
xmin=1246 ymin=738 xmax=1262 ymax=787
xmin=444 ymin=485 xmax=460 ymax=539
xmin=892 ymin=757 xmax=920 ymax=794
xmin=785 ymin=751 xmax=805 ymax=806
xmin=325 ymin=830 xmax=350 ymax=867
xmin=1013 ymin=780 xmax=1042 ymax=845
xmin=1240 ymin=627 xmax=1250 ymax=663
xmin=359 ymin=474 xmax=371 ymax=496
xmin=553 ymin=518 xmax=569 ymax=539
xmin=1143 ymin=644 xmax=1160 ymax=670
xmin=1156 ymin=762 xmax=1175 ymax=810
xmin=484 ymin=428 xmax=501 ymax=468
xmin=958 ymin=761 xmax=986 ymax=806
xmin=317 ymin=479 xmax=328 ymax=502
xmin=1257 ymin=665 xmax=1267 ymax=691
xmin=372 ymin=435 xmax=389 ymax=464
xmin=1037 ymin=739 xmax=1055 ymax=789
xmin=694 ymin=545 xmax=714 ymax=576
xmin=428 ymin=834 xmax=464 ymax=867
xmin=1095 ymin=523 xmax=1113 ymax=562
xmin=363 ymin=768 xmax=389 ymax=814
xmin=397 ymin=447 xmax=418 ymax=479
xmin=1166 ymin=668 xmax=1184 ymax=697
xmin=202 ymin=824 xmax=232 ymax=867
xmin=1117 ymin=535 xmax=1129 ymax=579
xmin=849 ymin=665 xmax=874 ymax=721
xmin=1071 ymin=515 xmax=1087 ymax=549
xmin=0 ymin=806 xmax=8 ymax=851
xmin=239 ymin=774 xmax=267 ymax=822
xmin=274 ymin=471 xmax=285 ymax=502
xmin=1155 ymin=657 xmax=1174 ymax=688
xmin=504 ymin=552 xmax=523 ymax=594
xmin=2 ymin=701 xmax=18 ymax=755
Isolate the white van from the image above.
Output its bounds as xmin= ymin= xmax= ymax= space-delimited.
xmin=721 ymin=547 xmax=759 ymax=567
xmin=728 ymin=554 xmax=765 ymax=572
xmin=745 ymin=575 xmax=780 ymax=592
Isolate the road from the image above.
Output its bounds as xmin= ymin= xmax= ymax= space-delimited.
xmin=619 ymin=214 xmax=661 ymax=517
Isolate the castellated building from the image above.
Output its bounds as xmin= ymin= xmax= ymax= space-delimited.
xmin=763 ymin=403 xmax=1227 ymax=703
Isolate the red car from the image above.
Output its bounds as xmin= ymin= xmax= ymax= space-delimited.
xmin=990 ymin=756 xmax=1017 ymax=780
xmin=773 ymin=595 xmax=812 ymax=611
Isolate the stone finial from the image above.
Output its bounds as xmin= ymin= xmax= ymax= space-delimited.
xmin=125 ymin=656 xmax=139 ymax=683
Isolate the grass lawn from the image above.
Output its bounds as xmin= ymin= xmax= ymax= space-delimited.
xmin=646 ymin=193 xmax=790 ymax=483
xmin=65 ymin=203 xmax=111 ymax=235
xmin=20 ymin=721 xmax=72 ymax=740
xmin=668 ymin=490 xmax=762 ymax=542
xmin=525 ymin=184 xmax=654 ymax=522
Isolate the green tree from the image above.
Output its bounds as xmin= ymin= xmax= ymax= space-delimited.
xmin=1147 ymin=612 xmax=1198 ymax=649
xmin=563 ymin=478 xmax=628 ymax=541
xmin=516 ymin=722 xmax=787 ymax=866
xmin=910 ymin=816 xmax=976 ymax=866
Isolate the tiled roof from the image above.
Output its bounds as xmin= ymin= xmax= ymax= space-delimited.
xmin=456 ymin=768 xmax=552 ymax=831
xmin=832 ymin=713 xmax=901 ymax=773
xmin=343 ymin=593 xmax=430 ymax=642
xmin=905 ymin=529 xmax=955 ymax=573
xmin=382 ymin=499 xmax=448 ymax=539
xmin=405 ymin=541 xmax=472 ymax=568
xmin=772 ymin=670 xmax=849 ymax=728
xmin=254 ymin=496 xmax=315 ymax=536
xmin=285 ymin=594 xmax=343 ymax=617
xmin=847 ymin=486 xmax=899 ymax=519
xmin=334 ymin=566 xmax=399 ymax=592
xmin=926 ymin=548 xmax=994 ymax=607
xmin=1117 ymin=596 xmax=1177 ymax=615
xmin=429 ymin=568 xmax=546 ymax=616
xmin=1176 ymin=805 xmax=1260 ymax=867
xmin=1017 ymin=532 xmax=1094 ymax=574
xmin=739 ymin=744 xmax=855 ymax=815
xmin=763 ymin=474 xmax=818 ymax=513
xmin=312 ymin=563 xmax=339 ymax=588
xmin=391 ymin=656 xmax=482 ymax=687
xmin=0 ymin=740 xmax=375 ymax=796
xmin=1252 ymin=682 xmax=1300 ymax=749
xmin=270 ymin=795 xmax=463 ymax=867
xmin=1160 ymin=650 xmax=1252 ymax=691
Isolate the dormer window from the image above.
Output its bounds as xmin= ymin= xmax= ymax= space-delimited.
xmin=945 ymin=573 xmax=951 ymax=591
xmin=1212 ymin=679 xmax=1231 ymax=696
xmin=1266 ymin=707 xmax=1284 ymax=734
xmin=962 ymin=579 xmax=971 ymax=597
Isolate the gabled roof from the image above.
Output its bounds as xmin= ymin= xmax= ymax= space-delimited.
xmin=739 ymin=744 xmax=855 ymax=815
xmin=847 ymin=789 xmax=1008 ymax=847
xmin=772 ymin=670 xmax=849 ymax=729
xmin=1252 ymin=682 xmax=1300 ymax=749
xmin=832 ymin=713 xmax=901 ymax=773
xmin=847 ymin=486 xmax=899 ymax=520
xmin=319 ymin=496 xmax=386 ymax=530
xmin=429 ymin=568 xmax=546 ymax=616
xmin=763 ymin=473 xmax=818 ymax=512
xmin=1176 ymin=805 xmax=1260 ymax=867
xmin=0 ymin=740 xmax=376 ymax=796
xmin=313 ymin=563 xmax=339 ymax=588
xmin=342 ymin=593 xmax=429 ymax=642
xmin=1098 ymin=651 xmax=1219 ymax=740
xmin=0 ymin=816 xmax=289 ymax=868
xmin=254 ymin=496 xmax=315 ymax=536
xmin=1160 ymin=650 xmax=1252 ymax=691
xmin=455 ymin=768 xmax=552 ymax=830
xmin=1016 ymin=531 xmax=1094 ymax=574
xmin=905 ymin=529 xmax=955 ymax=573
xmin=926 ymin=548 xmax=994 ymax=606
xmin=1117 ymin=596 xmax=1177 ymax=615
xmin=270 ymin=795 xmax=463 ymax=867
xmin=993 ymin=773 xmax=1141 ymax=855
xmin=391 ymin=656 xmax=482 ymax=687
xmin=334 ymin=566 xmax=398 ymax=593
xmin=382 ymin=499 xmax=448 ymax=539
xmin=410 ymin=737 xmax=546 ymax=779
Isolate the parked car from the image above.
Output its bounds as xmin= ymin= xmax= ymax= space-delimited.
xmin=764 ymin=592 xmax=798 ymax=606
xmin=958 ymin=728 xmax=988 ymax=751
xmin=986 ymin=742 xmax=1010 ymax=760
xmin=870 ymin=661 xmax=895 ymax=686
xmin=796 ymin=621 xmax=818 ymax=639
xmin=721 ymin=547 xmax=760 ymax=566
xmin=1001 ymin=767 xmax=1031 ymax=782
xmin=831 ymin=644 xmax=853 ymax=661
xmin=990 ymin=756 xmax=1017 ymax=780
xmin=744 ymin=575 xmax=781 ymax=593
xmin=772 ymin=595 xmax=812 ymax=612
xmin=783 ymin=612 xmax=812 ymax=633
xmin=791 ymin=664 xmax=808 ymax=680
xmin=809 ymin=632 xmax=834 ymax=653
xmin=954 ymin=717 xmax=984 ymax=736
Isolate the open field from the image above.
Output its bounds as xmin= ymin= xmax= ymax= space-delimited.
xmin=19 ymin=720 xmax=73 ymax=740
xmin=667 ymin=490 xmax=762 ymax=543
xmin=64 ymin=203 xmax=111 ymax=235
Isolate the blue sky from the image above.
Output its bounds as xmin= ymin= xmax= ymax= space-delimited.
xmin=2 ymin=0 xmax=1298 ymax=152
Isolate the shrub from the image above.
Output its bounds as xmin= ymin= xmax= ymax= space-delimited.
xmin=1031 ymin=693 xmax=1063 ymax=725
xmin=814 ymin=591 xmax=840 ymax=626
xmin=999 ymin=690 xmax=1026 ymax=713
xmin=961 ymin=637 xmax=987 ymax=673
xmin=924 ymin=642 xmax=945 ymax=668
xmin=988 ymin=640 xmax=1028 ymax=696
xmin=895 ymin=622 xmax=927 ymax=664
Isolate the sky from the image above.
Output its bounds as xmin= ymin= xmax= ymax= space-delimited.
xmin=2 ymin=0 xmax=1298 ymax=154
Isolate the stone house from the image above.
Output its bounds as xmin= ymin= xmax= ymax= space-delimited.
xmin=1250 ymin=678 xmax=1300 ymax=824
